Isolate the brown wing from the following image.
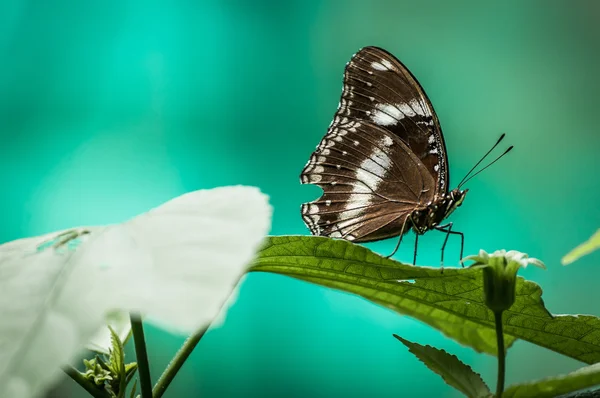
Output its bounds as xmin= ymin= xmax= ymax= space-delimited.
xmin=334 ymin=46 xmax=450 ymax=194
xmin=300 ymin=119 xmax=436 ymax=242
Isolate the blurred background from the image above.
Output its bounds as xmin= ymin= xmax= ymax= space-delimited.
xmin=1 ymin=0 xmax=599 ymax=397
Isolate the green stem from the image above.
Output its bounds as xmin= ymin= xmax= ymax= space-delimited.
xmin=152 ymin=325 xmax=209 ymax=398
xmin=130 ymin=313 xmax=153 ymax=398
xmin=494 ymin=310 xmax=506 ymax=397
xmin=63 ymin=365 xmax=110 ymax=398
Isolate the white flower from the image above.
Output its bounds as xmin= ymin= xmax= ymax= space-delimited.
xmin=463 ymin=249 xmax=545 ymax=312
xmin=464 ymin=249 xmax=546 ymax=270
xmin=0 ymin=186 xmax=271 ymax=398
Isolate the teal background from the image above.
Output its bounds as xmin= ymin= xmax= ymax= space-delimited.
xmin=1 ymin=1 xmax=599 ymax=397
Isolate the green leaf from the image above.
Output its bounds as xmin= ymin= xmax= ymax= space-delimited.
xmin=124 ymin=362 xmax=138 ymax=384
xmin=106 ymin=325 xmax=132 ymax=398
xmin=250 ymin=236 xmax=600 ymax=364
xmin=108 ymin=326 xmax=126 ymax=379
xmin=394 ymin=334 xmax=491 ymax=398
xmin=504 ymin=362 xmax=600 ymax=397
xmin=129 ymin=379 xmax=138 ymax=398
xmin=96 ymin=355 xmax=112 ymax=372
xmin=82 ymin=357 xmax=114 ymax=386
xmin=562 ymin=229 xmax=600 ymax=265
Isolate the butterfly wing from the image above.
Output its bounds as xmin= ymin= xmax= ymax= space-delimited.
xmin=301 ymin=119 xmax=436 ymax=242
xmin=336 ymin=46 xmax=450 ymax=194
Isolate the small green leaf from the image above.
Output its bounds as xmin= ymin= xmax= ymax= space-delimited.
xmin=124 ymin=362 xmax=138 ymax=385
xmin=394 ymin=335 xmax=491 ymax=398
xmin=96 ymin=355 xmax=111 ymax=372
xmin=83 ymin=357 xmax=114 ymax=386
xmin=562 ymin=229 xmax=600 ymax=265
xmin=108 ymin=326 xmax=126 ymax=379
xmin=504 ymin=362 xmax=600 ymax=397
xmin=129 ymin=379 xmax=138 ymax=398
xmin=250 ymin=236 xmax=600 ymax=364
xmin=108 ymin=325 xmax=134 ymax=398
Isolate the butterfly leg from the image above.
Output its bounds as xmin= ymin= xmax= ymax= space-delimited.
xmin=439 ymin=222 xmax=453 ymax=267
xmin=413 ymin=234 xmax=419 ymax=265
xmin=385 ymin=216 xmax=409 ymax=259
xmin=435 ymin=223 xmax=465 ymax=267
xmin=386 ymin=234 xmax=404 ymax=259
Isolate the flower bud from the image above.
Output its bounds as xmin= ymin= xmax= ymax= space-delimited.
xmin=463 ymin=249 xmax=545 ymax=313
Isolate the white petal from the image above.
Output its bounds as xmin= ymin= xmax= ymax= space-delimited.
xmin=478 ymin=249 xmax=490 ymax=261
xmin=526 ymin=257 xmax=547 ymax=270
xmin=0 ymin=186 xmax=271 ymax=398
xmin=491 ymin=249 xmax=507 ymax=257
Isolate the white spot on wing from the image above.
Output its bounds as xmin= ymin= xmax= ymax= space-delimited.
xmin=382 ymin=135 xmax=393 ymax=147
xmin=339 ymin=152 xmax=389 ymax=225
xmin=397 ymin=102 xmax=416 ymax=117
xmin=371 ymin=103 xmax=403 ymax=126
xmin=302 ymin=173 xmax=322 ymax=183
xmin=371 ymin=100 xmax=428 ymax=127
xmin=409 ymin=99 xmax=426 ymax=116
xmin=371 ymin=59 xmax=394 ymax=71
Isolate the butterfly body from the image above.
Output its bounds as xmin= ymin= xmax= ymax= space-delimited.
xmin=300 ymin=46 xmax=467 ymax=264
xmin=409 ymin=188 xmax=467 ymax=235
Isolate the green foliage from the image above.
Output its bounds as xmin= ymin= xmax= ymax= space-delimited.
xmin=108 ymin=326 xmax=126 ymax=385
xmin=562 ymin=229 xmax=600 ymax=265
xmin=129 ymin=379 xmax=138 ymax=398
xmin=250 ymin=236 xmax=600 ymax=364
xmin=83 ymin=358 xmax=114 ymax=386
xmin=395 ymin=334 xmax=600 ymax=398
xmin=504 ymin=363 xmax=600 ymax=397
xmin=80 ymin=326 xmax=138 ymax=398
xmin=393 ymin=335 xmax=491 ymax=398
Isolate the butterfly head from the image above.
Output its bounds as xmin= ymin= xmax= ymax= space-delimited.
xmin=440 ymin=188 xmax=468 ymax=221
xmin=449 ymin=188 xmax=468 ymax=208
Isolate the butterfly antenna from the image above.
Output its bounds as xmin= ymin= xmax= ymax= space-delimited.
xmin=457 ymin=133 xmax=506 ymax=188
xmin=458 ymin=145 xmax=514 ymax=188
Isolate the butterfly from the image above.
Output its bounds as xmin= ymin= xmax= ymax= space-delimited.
xmin=300 ymin=46 xmax=511 ymax=266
